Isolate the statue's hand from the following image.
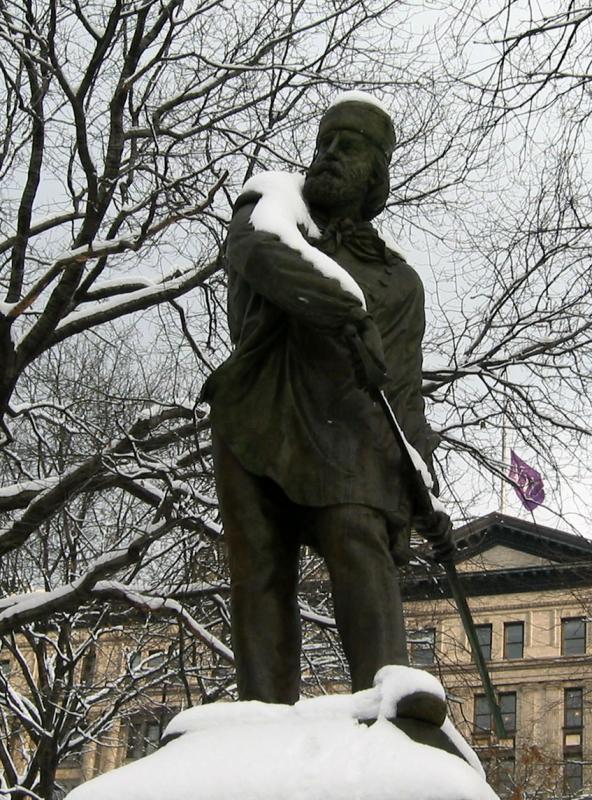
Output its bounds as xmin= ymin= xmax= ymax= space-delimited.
xmin=344 ymin=318 xmax=389 ymax=391
xmin=414 ymin=510 xmax=455 ymax=563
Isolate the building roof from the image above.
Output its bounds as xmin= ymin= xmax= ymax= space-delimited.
xmin=402 ymin=513 xmax=592 ymax=601
xmin=453 ymin=512 xmax=592 ymax=563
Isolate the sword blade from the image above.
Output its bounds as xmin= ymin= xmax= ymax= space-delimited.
xmin=375 ymin=390 xmax=508 ymax=738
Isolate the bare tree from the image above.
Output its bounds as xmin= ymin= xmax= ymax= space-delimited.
xmin=0 ymin=0 xmax=497 ymax=633
xmin=0 ymin=3 xmax=482 ymax=795
xmin=2 ymin=0 xmax=591 ymax=795
xmin=412 ymin=1 xmax=592 ymax=526
xmin=0 ymin=331 xmax=235 ymax=798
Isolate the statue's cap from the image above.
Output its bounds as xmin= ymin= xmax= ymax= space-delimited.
xmin=317 ymin=91 xmax=395 ymax=162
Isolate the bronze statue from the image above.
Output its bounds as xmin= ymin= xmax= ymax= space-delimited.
xmin=203 ymin=92 xmax=452 ymax=707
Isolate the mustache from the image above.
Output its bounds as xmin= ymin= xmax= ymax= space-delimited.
xmin=307 ymin=158 xmax=344 ymax=178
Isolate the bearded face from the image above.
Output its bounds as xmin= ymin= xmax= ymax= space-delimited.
xmin=302 ymin=130 xmax=376 ymax=219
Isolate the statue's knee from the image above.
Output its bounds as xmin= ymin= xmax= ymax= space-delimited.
xmin=231 ymin=557 xmax=298 ymax=597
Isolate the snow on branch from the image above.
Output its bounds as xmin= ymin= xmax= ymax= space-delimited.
xmin=9 ymin=172 xmax=226 ymax=373
xmin=0 ymin=405 xmax=204 ymax=552
xmin=299 ymin=605 xmax=336 ymax=629
xmin=0 ymin=532 xmax=233 ymax=654
xmin=47 ymin=260 xmax=219 ymax=346
xmin=0 ymin=476 xmax=61 ymax=510
xmin=91 ymin=581 xmax=234 ymax=663
xmin=0 ymin=211 xmax=84 ymax=257
xmin=0 ymin=516 xmax=180 ymax=632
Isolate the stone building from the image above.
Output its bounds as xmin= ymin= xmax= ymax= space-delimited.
xmin=405 ymin=512 xmax=592 ymax=799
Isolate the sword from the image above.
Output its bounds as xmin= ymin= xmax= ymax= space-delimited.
xmin=375 ymin=389 xmax=507 ymax=738
xmin=345 ymin=325 xmax=506 ymax=737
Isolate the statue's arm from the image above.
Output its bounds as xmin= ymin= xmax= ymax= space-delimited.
xmin=226 ymin=196 xmax=369 ymax=333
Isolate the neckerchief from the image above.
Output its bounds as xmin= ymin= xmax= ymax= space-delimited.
xmin=308 ymin=218 xmax=387 ymax=263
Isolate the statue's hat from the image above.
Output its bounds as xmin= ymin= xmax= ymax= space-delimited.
xmin=317 ymin=91 xmax=395 ymax=162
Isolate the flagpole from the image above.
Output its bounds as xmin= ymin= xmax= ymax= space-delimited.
xmin=500 ymin=392 xmax=507 ymax=513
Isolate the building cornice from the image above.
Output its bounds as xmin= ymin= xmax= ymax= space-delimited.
xmin=402 ymin=561 xmax=592 ymax=601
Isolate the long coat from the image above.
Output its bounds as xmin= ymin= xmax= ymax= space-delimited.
xmin=203 ymin=189 xmax=437 ymax=556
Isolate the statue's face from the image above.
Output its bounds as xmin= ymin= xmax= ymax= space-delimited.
xmin=303 ymin=129 xmax=376 ymax=219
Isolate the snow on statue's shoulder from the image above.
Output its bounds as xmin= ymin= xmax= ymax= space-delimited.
xmin=66 ymin=666 xmax=497 ymax=800
xmin=243 ymin=171 xmax=317 ymax=236
xmin=243 ymin=170 xmax=367 ymax=309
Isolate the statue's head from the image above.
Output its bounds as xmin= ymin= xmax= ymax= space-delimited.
xmin=303 ymin=91 xmax=395 ymax=222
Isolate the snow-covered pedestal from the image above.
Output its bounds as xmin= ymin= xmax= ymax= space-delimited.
xmin=68 ymin=667 xmax=498 ymax=800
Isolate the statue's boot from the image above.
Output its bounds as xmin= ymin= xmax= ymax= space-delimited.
xmin=396 ymin=689 xmax=447 ymax=727
xmin=354 ymin=666 xmax=470 ymax=767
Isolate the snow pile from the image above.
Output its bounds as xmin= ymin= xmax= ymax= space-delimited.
xmin=67 ymin=666 xmax=496 ymax=800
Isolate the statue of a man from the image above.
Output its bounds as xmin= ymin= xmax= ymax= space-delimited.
xmin=203 ymin=92 xmax=451 ymax=705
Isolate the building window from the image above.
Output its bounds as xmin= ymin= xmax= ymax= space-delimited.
xmin=128 ymin=652 xmax=142 ymax=671
xmin=500 ymin=692 xmax=517 ymax=733
xmin=60 ymin=735 xmax=85 ymax=767
xmin=481 ymin=757 xmax=516 ymax=800
xmin=564 ymin=757 xmax=583 ymax=795
xmin=475 ymin=624 xmax=492 ymax=660
xmin=148 ymin=650 xmax=165 ymax=669
xmin=474 ymin=692 xmax=516 ymax=734
xmin=564 ymin=688 xmax=583 ymax=730
xmin=126 ymin=717 xmax=163 ymax=761
xmin=562 ymin=618 xmax=586 ymax=656
xmin=54 ymin=779 xmax=81 ymax=799
xmin=408 ymin=628 xmax=435 ymax=666
xmin=125 ymin=709 xmax=176 ymax=761
xmin=80 ymin=648 xmax=96 ymax=686
xmin=504 ymin=622 xmax=524 ymax=659
xmin=474 ymin=694 xmax=492 ymax=733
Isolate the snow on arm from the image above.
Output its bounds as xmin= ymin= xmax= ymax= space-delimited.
xmin=244 ymin=171 xmax=366 ymax=310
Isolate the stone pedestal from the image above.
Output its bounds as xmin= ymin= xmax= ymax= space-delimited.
xmin=68 ymin=667 xmax=499 ymax=800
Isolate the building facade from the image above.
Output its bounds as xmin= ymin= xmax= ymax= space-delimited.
xmin=405 ymin=512 xmax=592 ymax=799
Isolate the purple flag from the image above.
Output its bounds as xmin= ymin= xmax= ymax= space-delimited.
xmin=508 ymin=450 xmax=545 ymax=511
